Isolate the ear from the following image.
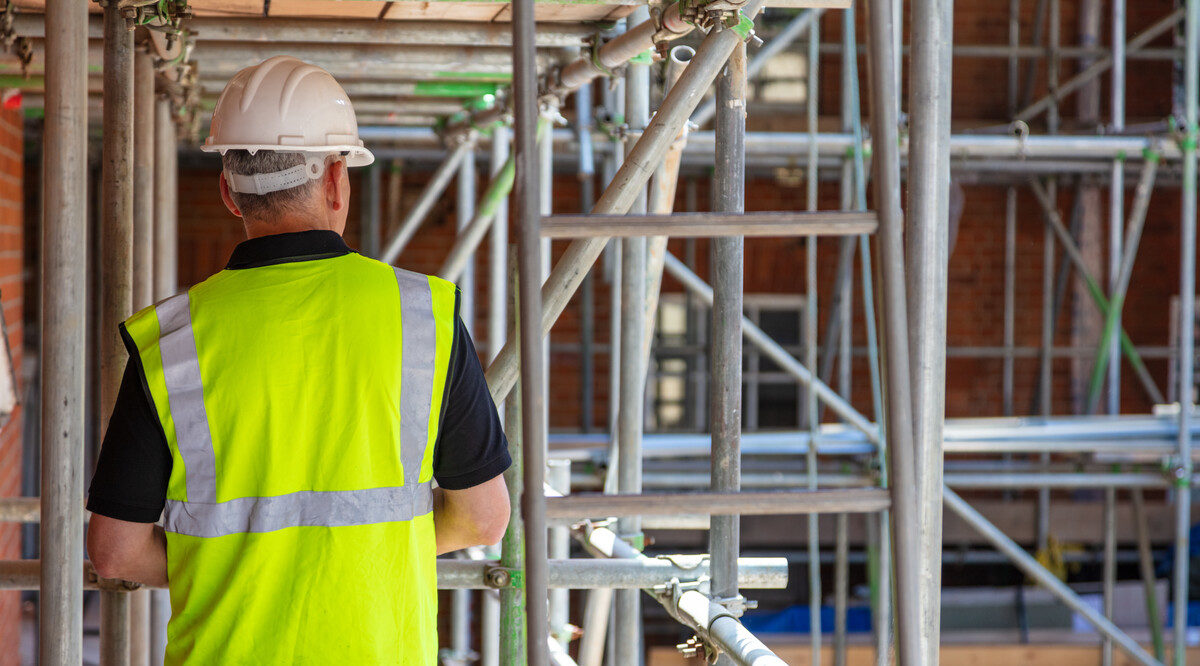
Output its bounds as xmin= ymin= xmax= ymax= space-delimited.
xmin=219 ymin=172 xmax=243 ymax=218
xmin=325 ymin=158 xmax=348 ymax=212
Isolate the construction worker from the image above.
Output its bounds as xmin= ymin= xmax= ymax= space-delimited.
xmin=84 ymin=56 xmax=512 ymax=664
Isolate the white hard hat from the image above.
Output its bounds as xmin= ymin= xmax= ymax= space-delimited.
xmin=202 ymin=56 xmax=374 ymax=191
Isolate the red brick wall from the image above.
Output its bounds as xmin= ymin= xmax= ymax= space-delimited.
xmin=0 ymin=106 xmax=24 ymax=666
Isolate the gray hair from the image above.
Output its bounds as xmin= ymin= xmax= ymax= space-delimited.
xmin=221 ymin=150 xmax=322 ymax=221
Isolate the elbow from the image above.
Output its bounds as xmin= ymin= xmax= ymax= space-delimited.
xmin=87 ymin=533 xmax=124 ymax=580
xmin=472 ymin=491 xmax=511 ymax=546
xmin=475 ymin=512 xmax=510 ymax=547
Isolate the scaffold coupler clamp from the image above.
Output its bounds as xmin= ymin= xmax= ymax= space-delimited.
xmin=1165 ymin=455 xmax=1193 ymax=490
xmin=1009 ymin=120 xmax=1031 ymax=160
xmin=712 ymin=593 xmax=756 ymax=617
xmin=483 ymin=564 xmax=521 ymax=589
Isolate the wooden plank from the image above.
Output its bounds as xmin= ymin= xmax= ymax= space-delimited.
xmin=763 ymin=0 xmax=851 ymax=7
xmin=540 ymin=211 xmax=878 ymax=239
xmin=269 ymin=0 xmax=388 ymax=17
xmin=385 ymin=1 xmax=511 ymax=21
xmin=650 ymin=644 xmax=1197 ymax=666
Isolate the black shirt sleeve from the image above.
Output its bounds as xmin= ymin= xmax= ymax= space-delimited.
xmin=432 ymin=317 xmax=511 ymax=490
xmin=86 ymin=354 xmax=172 ymax=523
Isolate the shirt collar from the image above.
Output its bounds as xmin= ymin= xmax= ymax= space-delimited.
xmin=225 ymin=230 xmax=353 ymax=270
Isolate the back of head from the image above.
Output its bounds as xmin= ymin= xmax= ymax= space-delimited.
xmin=203 ymin=56 xmax=374 ymax=225
xmin=220 ymin=150 xmax=320 ymax=223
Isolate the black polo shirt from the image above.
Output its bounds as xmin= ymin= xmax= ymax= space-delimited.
xmin=87 ymin=230 xmax=511 ymax=523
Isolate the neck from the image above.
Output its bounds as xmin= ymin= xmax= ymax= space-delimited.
xmin=243 ymin=212 xmax=336 ymax=240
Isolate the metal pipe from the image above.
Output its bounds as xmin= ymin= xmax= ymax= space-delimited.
xmin=40 ymin=0 xmax=88 ymax=662
xmin=908 ymin=0 xmax=953 ymax=655
xmin=361 ymin=163 xmax=382 ymax=258
xmin=1131 ymin=488 xmax=1167 ymax=660
xmin=1 ymin=557 xmax=788 ymax=591
xmin=501 ymin=253 xmax=526 ymax=665
xmin=547 ymin=488 xmax=890 ymax=519
xmin=152 ymin=97 xmax=178 ymax=663
xmin=132 ymin=50 xmax=154 ymax=313
xmin=804 ymin=15 xmax=821 ymax=664
xmin=1173 ymin=2 xmax=1199 ymax=663
xmin=154 ymin=97 xmax=177 ymax=300
xmin=456 ymin=146 xmax=477 ymax=331
xmin=547 ymin=460 xmax=572 ymax=648
xmin=666 ymin=590 xmax=787 ymax=666
xmin=1102 ymin=486 xmax=1117 ymax=666
xmin=1105 ymin=0 xmax=1127 ymax=421
xmin=100 ymin=7 xmax=136 ymax=665
xmin=577 ymin=524 xmax=788 ymax=666
xmin=485 ymin=0 xmax=769 ymax=406
xmin=834 ymin=512 xmax=848 ymax=666
xmin=513 ymin=0 xmax=548 ymax=656
xmin=552 ymin=5 xmax=690 ymax=95
xmin=710 ymin=35 xmax=746 ymax=666
xmin=380 ymin=138 xmax=474 ymax=264
xmin=690 ymin=9 xmax=821 ymax=128
xmin=615 ymin=16 xmax=650 ymax=659
xmin=943 ymin=487 xmax=1158 ymax=665
xmin=359 ymin=126 xmax=1190 ymax=162
xmin=865 ymin=0 xmax=922 ymax=662
xmin=13 ymin=14 xmax=595 ymax=46
xmin=488 ymin=126 xmax=510 ymax=363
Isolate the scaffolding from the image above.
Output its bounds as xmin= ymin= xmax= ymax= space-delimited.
xmin=0 ymin=0 xmax=1197 ymax=665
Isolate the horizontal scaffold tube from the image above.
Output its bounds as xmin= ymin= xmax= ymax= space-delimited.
xmin=0 ymin=558 xmax=787 ymax=591
xmin=547 ymin=489 xmax=890 ymax=519
xmin=12 ymin=15 xmax=595 ymax=47
xmin=355 ymin=127 xmax=1188 ymax=162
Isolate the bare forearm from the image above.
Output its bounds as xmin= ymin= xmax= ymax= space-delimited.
xmin=433 ymin=488 xmax=481 ymax=554
xmin=88 ymin=521 xmax=169 ymax=588
xmin=433 ymin=483 xmax=510 ymax=555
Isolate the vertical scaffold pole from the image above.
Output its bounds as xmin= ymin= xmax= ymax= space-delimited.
xmin=41 ymin=1 xmax=88 ymax=664
xmin=100 ymin=5 xmax=136 ymax=665
xmin=130 ymin=46 xmax=156 ymax=666
xmin=865 ymin=0 xmax=922 ymax=663
xmin=512 ymin=0 xmax=548 ymax=655
xmin=452 ymin=139 xmax=478 ymax=666
xmin=907 ymin=0 xmax=953 ymax=659
xmin=458 ymin=148 xmax=477 ymax=333
xmin=1174 ymin=1 xmax=1198 ymax=664
xmin=150 ymin=94 xmax=177 ymax=666
xmin=501 ymin=250 xmax=526 ymax=666
xmin=710 ymin=34 xmax=746 ymax=666
xmin=482 ymin=124 xmax=511 ymax=666
xmin=616 ymin=8 xmax=650 ymax=661
xmin=805 ymin=14 xmax=822 ymax=665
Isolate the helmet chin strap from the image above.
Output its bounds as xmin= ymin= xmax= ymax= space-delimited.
xmin=225 ymin=154 xmax=328 ymax=195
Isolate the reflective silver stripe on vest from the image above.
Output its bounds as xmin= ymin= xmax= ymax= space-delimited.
xmin=157 ymin=293 xmax=218 ymax=504
xmin=394 ymin=268 xmax=436 ymax=488
xmin=158 ymin=268 xmax=440 ymax=538
xmin=163 ymin=484 xmax=434 ymax=538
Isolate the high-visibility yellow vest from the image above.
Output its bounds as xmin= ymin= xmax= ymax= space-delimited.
xmin=123 ymin=252 xmax=457 ymax=665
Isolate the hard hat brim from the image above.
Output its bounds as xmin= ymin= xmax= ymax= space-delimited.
xmin=201 ymin=143 xmax=375 ymax=169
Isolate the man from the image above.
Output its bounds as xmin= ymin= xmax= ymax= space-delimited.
xmin=85 ymin=56 xmax=511 ymax=665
